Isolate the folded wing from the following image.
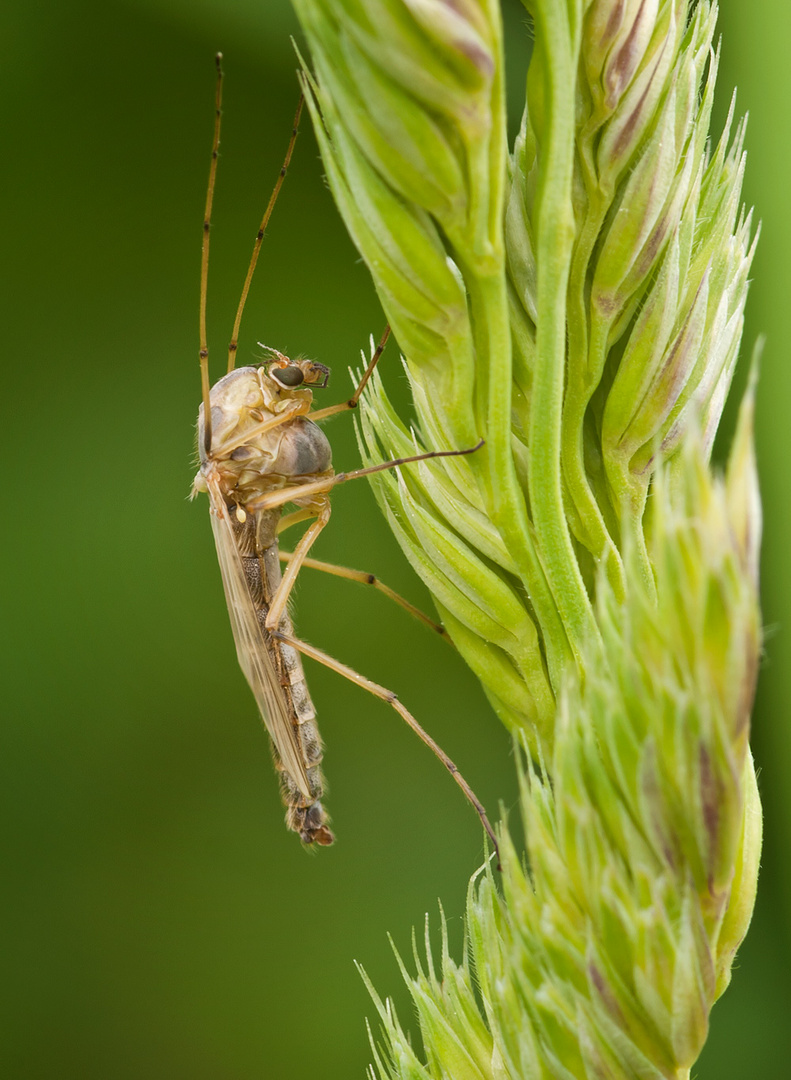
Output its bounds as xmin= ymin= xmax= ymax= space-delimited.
xmin=205 ymin=476 xmax=312 ymax=798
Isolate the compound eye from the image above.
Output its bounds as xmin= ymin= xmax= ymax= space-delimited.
xmin=271 ymin=365 xmax=305 ymax=388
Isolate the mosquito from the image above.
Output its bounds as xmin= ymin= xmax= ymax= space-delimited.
xmin=192 ymin=55 xmax=498 ymax=860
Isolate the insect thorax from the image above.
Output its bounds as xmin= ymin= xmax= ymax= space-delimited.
xmin=196 ymin=365 xmax=332 ymax=507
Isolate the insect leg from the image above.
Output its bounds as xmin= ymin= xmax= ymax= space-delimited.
xmin=279 ymin=552 xmax=452 ymax=643
xmin=276 ymin=507 xmax=319 ymax=535
xmin=199 ymin=53 xmax=224 ymax=456
xmin=270 ymin=629 xmax=500 ymax=866
xmin=244 ymin=439 xmax=485 ymax=514
xmin=264 ymin=497 xmax=332 ymax=631
xmin=227 ymin=95 xmax=305 ymax=373
xmin=308 ymin=325 xmax=391 ymax=423
xmin=220 ymin=399 xmax=307 ymax=458
xmin=275 ymin=499 xmax=452 ymax=637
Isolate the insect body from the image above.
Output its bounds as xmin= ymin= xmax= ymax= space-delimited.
xmin=194 ymin=57 xmax=499 ymax=860
xmin=193 ymin=356 xmax=336 ymax=845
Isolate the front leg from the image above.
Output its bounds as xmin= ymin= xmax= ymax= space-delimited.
xmin=221 ymin=398 xmax=308 ymax=457
xmin=265 ymin=496 xmax=331 ymax=632
xmin=244 ymin=441 xmax=484 ymax=515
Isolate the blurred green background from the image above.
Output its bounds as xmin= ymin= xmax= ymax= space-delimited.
xmin=1 ymin=1 xmax=788 ymax=1077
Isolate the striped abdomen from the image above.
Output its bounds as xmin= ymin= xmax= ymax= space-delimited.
xmin=234 ymin=509 xmax=335 ymax=846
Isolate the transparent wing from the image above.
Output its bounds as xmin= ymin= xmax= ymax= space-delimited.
xmin=205 ymin=476 xmax=312 ymax=798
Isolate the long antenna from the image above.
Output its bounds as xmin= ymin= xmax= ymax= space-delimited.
xmin=199 ymin=52 xmax=224 ymax=456
xmin=227 ymin=95 xmax=305 ymax=373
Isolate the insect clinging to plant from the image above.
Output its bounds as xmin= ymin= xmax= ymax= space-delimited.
xmin=192 ymin=55 xmax=497 ymax=860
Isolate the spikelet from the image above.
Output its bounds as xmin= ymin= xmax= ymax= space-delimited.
xmin=290 ymin=1 xmax=762 ymax=1074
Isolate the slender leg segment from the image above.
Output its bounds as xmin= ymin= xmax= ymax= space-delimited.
xmin=220 ymin=398 xmax=307 ymax=458
xmin=279 ymin=552 xmax=452 ymax=642
xmin=309 ymin=325 xmax=391 ymax=423
xmin=265 ymin=497 xmax=332 ymax=631
xmin=227 ymin=96 xmax=305 ymax=373
xmin=199 ymin=53 xmax=224 ymax=456
xmin=277 ymin=507 xmax=321 ymax=535
xmin=275 ymin=494 xmax=453 ymax=640
xmin=244 ymin=440 xmax=485 ymax=516
xmin=271 ymin=630 xmax=500 ymax=865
